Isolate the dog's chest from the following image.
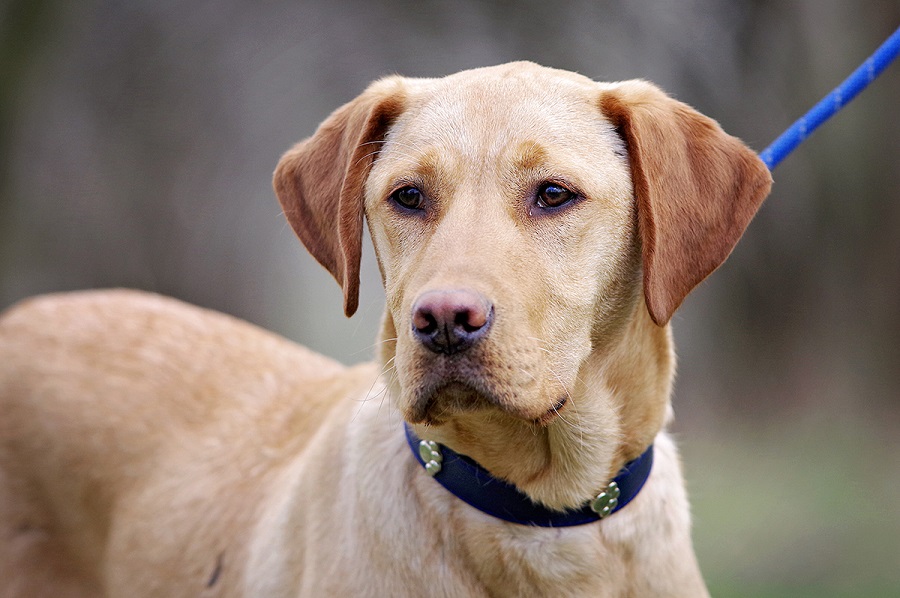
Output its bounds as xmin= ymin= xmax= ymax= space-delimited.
xmin=445 ymin=518 xmax=631 ymax=597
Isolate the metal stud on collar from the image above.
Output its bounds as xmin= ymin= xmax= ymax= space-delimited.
xmin=418 ymin=439 xmax=443 ymax=476
xmin=590 ymin=481 xmax=621 ymax=518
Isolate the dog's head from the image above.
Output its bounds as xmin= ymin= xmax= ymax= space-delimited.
xmin=275 ymin=62 xmax=770 ymax=467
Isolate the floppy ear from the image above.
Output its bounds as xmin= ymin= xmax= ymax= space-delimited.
xmin=274 ymin=78 xmax=406 ymax=317
xmin=600 ymin=81 xmax=772 ymax=326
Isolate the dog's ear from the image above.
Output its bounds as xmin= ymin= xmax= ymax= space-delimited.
xmin=600 ymin=81 xmax=772 ymax=326
xmin=274 ymin=78 xmax=407 ymax=317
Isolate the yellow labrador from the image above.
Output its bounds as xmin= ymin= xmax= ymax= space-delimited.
xmin=0 ymin=62 xmax=771 ymax=597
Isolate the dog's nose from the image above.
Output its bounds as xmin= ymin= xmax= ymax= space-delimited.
xmin=411 ymin=289 xmax=493 ymax=355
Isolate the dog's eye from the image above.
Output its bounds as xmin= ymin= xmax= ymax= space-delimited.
xmin=390 ymin=186 xmax=425 ymax=210
xmin=536 ymin=183 xmax=576 ymax=209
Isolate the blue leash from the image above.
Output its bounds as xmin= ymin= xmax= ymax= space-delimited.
xmin=760 ymin=25 xmax=900 ymax=171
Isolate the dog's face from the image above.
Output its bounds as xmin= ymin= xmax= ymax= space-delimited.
xmin=275 ymin=62 xmax=771 ymax=437
xmin=363 ymin=67 xmax=640 ymax=426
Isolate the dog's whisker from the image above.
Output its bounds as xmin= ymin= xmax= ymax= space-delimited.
xmin=367 ymin=138 xmax=433 ymax=168
xmin=376 ymin=366 xmax=398 ymax=422
xmin=350 ymin=336 xmax=399 ymax=357
xmin=358 ymin=357 xmax=397 ymax=402
xmin=518 ymin=368 xmax=537 ymax=383
xmin=373 ymin=358 xmax=399 ymax=412
xmin=545 ymin=367 xmax=585 ymax=446
xmin=524 ymin=336 xmax=553 ymax=354
xmin=351 ymin=357 xmax=398 ymax=423
xmin=354 ymin=145 xmax=425 ymax=170
xmin=355 ymin=138 xmax=423 ymax=166
xmin=382 ymin=154 xmax=422 ymax=169
xmin=352 ymin=148 xmax=384 ymax=168
xmin=376 ymin=356 xmax=397 ymax=380
xmin=380 ymin=138 xmax=427 ymax=154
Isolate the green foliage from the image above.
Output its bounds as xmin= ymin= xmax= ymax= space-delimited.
xmin=683 ymin=416 xmax=900 ymax=596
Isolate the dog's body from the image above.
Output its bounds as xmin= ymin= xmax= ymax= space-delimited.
xmin=0 ymin=63 xmax=771 ymax=597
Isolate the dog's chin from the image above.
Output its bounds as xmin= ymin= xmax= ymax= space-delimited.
xmin=403 ymin=381 xmax=568 ymax=428
xmin=404 ymin=381 xmax=494 ymax=426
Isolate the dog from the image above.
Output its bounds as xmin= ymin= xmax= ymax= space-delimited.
xmin=0 ymin=62 xmax=771 ymax=597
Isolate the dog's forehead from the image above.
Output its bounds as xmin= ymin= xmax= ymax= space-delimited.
xmin=391 ymin=63 xmax=609 ymax=157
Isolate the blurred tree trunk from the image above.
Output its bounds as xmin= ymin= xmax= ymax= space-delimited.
xmin=0 ymin=0 xmax=57 ymax=260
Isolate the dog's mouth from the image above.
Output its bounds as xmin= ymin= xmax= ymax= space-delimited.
xmin=532 ymin=396 xmax=568 ymax=427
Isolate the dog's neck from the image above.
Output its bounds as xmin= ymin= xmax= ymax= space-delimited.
xmin=383 ymin=304 xmax=672 ymax=512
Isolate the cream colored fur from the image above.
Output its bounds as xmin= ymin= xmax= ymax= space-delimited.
xmin=0 ymin=62 xmax=771 ymax=597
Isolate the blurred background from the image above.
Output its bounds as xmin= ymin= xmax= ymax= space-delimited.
xmin=1 ymin=0 xmax=898 ymax=595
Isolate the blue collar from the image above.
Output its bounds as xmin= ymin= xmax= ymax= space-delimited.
xmin=404 ymin=423 xmax=653 ymax=527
